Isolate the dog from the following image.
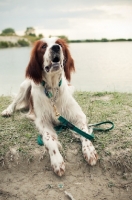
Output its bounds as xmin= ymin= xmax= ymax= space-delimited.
xmin=2 ymin=37 xmax=98 ymax=176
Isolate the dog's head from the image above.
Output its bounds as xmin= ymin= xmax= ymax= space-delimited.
xmin=26 ymin=37 xmax=75 ymax=83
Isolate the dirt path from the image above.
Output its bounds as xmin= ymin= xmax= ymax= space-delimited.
xmin=0 ymin=144 xmax=131 ymax=200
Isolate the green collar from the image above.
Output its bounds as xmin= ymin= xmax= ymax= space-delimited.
xmin=41 ymin=79 xmax=62 ymax=98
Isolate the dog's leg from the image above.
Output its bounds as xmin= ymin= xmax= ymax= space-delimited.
xmin=36 ymin=121 xmax=65 ymax=176
xmin=2 ymin=79 xmax=31 ymax=117
xmin=43 ymin=131 xmax=65 ymax=176
xmin=72 ymin=115 xmax=98 ymax=166
xmin=80 ymin=124 xmax=98 ymax=166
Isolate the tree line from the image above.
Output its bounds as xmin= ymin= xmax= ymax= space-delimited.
xmin=70 ymin=38 xmax=132 ymax=43
xmin=0 ymin=27 xmax=131 ymax=48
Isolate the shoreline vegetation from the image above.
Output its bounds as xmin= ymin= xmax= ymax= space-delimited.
xmin=0 ymin=36 xmax=132 ymax=49
xmin=0 ymin=27 xmax=132 ymax=48
xmin=70 ymin=38 xmax=132 ymax=42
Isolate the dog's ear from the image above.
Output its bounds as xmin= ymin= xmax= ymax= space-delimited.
xmin=26 ymin=41 xmax=43 ymax=84
xmin=57 ymin=39 xmax=75 ymax=82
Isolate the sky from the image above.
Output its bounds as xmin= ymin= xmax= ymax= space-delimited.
xmin=0 ymin=0 xmax=132 ymax=40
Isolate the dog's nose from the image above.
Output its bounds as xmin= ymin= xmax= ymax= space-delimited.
xmin=51 ymin=45 xmax=60 ymax=52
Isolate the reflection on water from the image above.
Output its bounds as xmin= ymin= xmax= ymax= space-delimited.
xmin=0 ymin=42 xmax=132 ymax=95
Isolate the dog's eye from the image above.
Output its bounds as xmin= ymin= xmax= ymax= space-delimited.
xmin=42 ymin=44 xmax=47 ymax=49
xmin=58 ymin=43 xmax=62 ymax=47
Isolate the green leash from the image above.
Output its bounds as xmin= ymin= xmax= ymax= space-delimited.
xmin=37 ymin=118 xmax=114 ymax=146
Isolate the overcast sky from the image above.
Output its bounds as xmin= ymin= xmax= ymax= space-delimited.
xmin=0 ymin=0 xmax=132 ymax=39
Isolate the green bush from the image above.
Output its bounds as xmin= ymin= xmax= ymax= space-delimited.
xmin=29 ymin=33 xmax=36 ymax=37
xmin=0 ymin=40 xmax=30 ymax=48
xmin=0 ymin=41 xmax=16 ymax=48
xmin=17 ymin=39 xmax=30 ymax=47
xmin=0 ymin=41 xmax=9 ymax=48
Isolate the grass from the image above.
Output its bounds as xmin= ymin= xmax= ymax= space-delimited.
xmin=0 ymin=92 xmax=132 ymax=170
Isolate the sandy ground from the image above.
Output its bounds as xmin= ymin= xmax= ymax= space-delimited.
xmin=0 ymin=143 xmax=132 ymax=200
xmin=0 ymin=36 xmax=28 ymax=43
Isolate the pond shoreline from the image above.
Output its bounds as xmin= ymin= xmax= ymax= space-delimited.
xmin=0 ymin=36 xmax=132 ymax=49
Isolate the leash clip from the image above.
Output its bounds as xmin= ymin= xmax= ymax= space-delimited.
xmin=52 ymin=104 xmax=60 ymax=117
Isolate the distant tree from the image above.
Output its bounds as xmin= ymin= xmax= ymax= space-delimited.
xmin=58 ymin=35 xmax=69 ymax=42
xmin=111 ymin=38 xmax=127 ymax=42
xmin=29 ymin=33 xmax=36 ymax=37
xmin=38 ymin=34 xmax=44 ymax=39
xmin=1 ymin=28 xmax=16 ymax=36
xmin=25 ymin=27 xmax=35 ymax=35
xmin=101 ymin=38 xmax=108 ymax=42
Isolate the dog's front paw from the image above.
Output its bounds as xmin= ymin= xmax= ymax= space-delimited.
xmin=1 ymin=107 xmax=13 ymax=117
xmin=50 ymin=150 xmax=65 ymax=176
xmin=82 ymin=140 xmax=98 ymax=166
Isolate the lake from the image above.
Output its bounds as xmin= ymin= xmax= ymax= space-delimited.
xmin=0 ymin=42 xmax=132 ymax=95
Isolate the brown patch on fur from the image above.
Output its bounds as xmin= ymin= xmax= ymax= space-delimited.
xmin=56 ymin=39 xmax=75 ymax=81
xmin=60 ymin=167 xmax=64 ymax=173
xmin=56 ymin=170 xmax=59 ymax=175
xmin=45 ymin=147 xmax=49 ymax=151
xmin=53 ymin=150 xmax=56 ymax=154
xmin=26 ymin=40 xmax=46 ymax=83
xmin=89 ymin=142 xmax=92 ymax=146
xmin=52 ymin=135 xmax=56 ymax=141
xmin=89 ymin=157 xmax=94 ymax=165
xmin=86 ymin=146 xmax=90 ymax=150
xmin=95 ymin=153 xmax=98 ymax=160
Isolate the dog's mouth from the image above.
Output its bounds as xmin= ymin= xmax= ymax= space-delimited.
xmin=45 ymin=56 xmax=61 ymax=72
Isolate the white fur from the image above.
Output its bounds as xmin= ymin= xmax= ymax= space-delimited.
xmin=2 ymin=79 xmax=31 ymax=116
xmin=2 ymin=37 xmax=97 ymax=176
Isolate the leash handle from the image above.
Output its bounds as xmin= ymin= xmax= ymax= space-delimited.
xmin=88 ymin=121 xmax=114 ymax=132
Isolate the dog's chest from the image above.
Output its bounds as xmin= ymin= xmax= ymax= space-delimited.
xmin=32 ymin=82 xmax=70 ymax=124
xmin=34 ymin=87 xmax=62 ymax=118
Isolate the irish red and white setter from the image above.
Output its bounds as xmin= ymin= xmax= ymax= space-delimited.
xmin=2 ymin=37 xmax=98 ymax=176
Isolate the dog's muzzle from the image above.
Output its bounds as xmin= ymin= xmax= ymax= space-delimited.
xmin=45 ymin=45 xmax=62 ymax=72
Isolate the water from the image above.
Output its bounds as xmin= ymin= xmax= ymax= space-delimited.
xmin=0 ymin=42 xmax=132 ymax=95
xmin=71 ymin=42 xmax=132 ymax=92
